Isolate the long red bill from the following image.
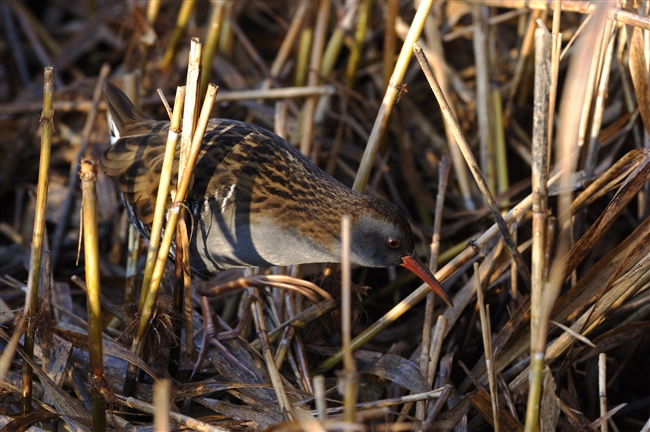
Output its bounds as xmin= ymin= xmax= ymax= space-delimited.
xmin=401 ymin=251 xmax=454 ymax=308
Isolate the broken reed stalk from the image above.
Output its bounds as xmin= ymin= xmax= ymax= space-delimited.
xmin=599 ymin=353 xmax=608 ymax=432
xmin=346 ymin=0 xmax=372 ymax=87
xmin=321 ymin=1 xmax=357 ymax=79
xmin=0 ymin=317 xmax=25 ymax=383
xmin=340 ymin=214 xmax=358 ymax=424
xmin=146 ymin=0 xmax=160 ymax=24
xmin=352 ymin=0 xmax=433 ymax=193
xmin=169 ymin=38 xmax=202 ymax=373
xmin=266 ymin=1 xmax=309 ymax=91
xmin=413 ymin=42 xmax=532 ymax=287
xmin=248 ymin=286 xmax=295 ymax=421
xmin=131 ymin=84 xmax=218 ymax=357
xmin=79 ymin=157 xmax=106 ymax=432
xmin=400 ymin=313 xmax=450 ymax=421
xmin=504 ymin=9 xmax=543 ymax=125
xmin=179 ymin=38 xmax=202 ymax=192
xmin=427 ymin=316 xmax=447 ymax=386
xmin=21 ymin=66 xmax=54 ymax=415
xmin=160 ymin=0 xmax=195 ymax=71
xmin=200 ymin=1 xmax=225 ymax=99
xmin=274 ymin=99 xmax=288 ymax=139
xmin=313 ymin=374 xmax=327 ymax=421
xmin=492 ymin=82 xmax=509 ymax=196
xmin=274 ymin=326 xmax=293 ymax=368
xmin=294 ymin=25 xmax=312 ymax=88
xmin=50 ymin=63 xmax=109 ymax=269
xmin=131 ymin=42 xmax=196 ymax=371
xmin=171 ymin=213 xmax=191 ymax=373
xmin=218 ymin=2 xmax=233 ymax=56
xmin=299 ymin=0 xmax=330 ymax=157
xmin=157 ymin=88 xmax=173 ymax=119
xmin=473 ymin=4 xmax=495 ymax=193
xmin=429 ymin=157 xmax=452 ymax=271
xmin=124 ymin=85 xmax=215 ymax=398
xmin=137 ymin=86 xmax=186 ymax=310
xmin=475 ymin=262 xmax=499 ymax=432
xmin=382 ymin=0 xmax=399 ymax=89
xmin=181 ymin=219 xmax=195 ymax=361
xmin=153 ymin=378 xmax=171 ymax=432
xmin=284 ymin=296 xmax=312 ymax=392
xmin=510 ymin=222 xmax=519 ymax=300
xmin=531 ymin=27 xmax=551 ymax=352
xmin=417 ymin=156 xmax=451 ymax=420
xmin=124 ymin=224 xmax=139 ymax=303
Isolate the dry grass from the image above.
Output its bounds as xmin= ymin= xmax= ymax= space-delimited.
xmin=1 ymin=1 xmax=649 ymax=431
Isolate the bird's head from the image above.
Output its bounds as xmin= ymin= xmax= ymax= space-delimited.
xmin=348 ymin=196 xmax=454 ymax=308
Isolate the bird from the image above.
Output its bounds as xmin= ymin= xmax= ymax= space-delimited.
xmin=100 ymin=82 xmax=453 ymax=309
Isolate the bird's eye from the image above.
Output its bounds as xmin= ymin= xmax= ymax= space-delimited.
xmin=387 ymin=238 xmax=400 ymax=249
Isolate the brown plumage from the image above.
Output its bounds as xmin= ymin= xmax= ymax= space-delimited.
xmin=100 ymin=82 xmax=453 ymax=308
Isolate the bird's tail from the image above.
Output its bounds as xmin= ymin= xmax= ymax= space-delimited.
xmin=104 ymin=82 xmax=151 ymax=145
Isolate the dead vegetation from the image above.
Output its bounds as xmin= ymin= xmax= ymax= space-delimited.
xmin=1 ymin=1 xmax=650 ymax=431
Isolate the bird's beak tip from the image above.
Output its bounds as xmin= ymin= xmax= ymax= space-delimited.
xmin=401 ymin=251 xmax=454 ymax=308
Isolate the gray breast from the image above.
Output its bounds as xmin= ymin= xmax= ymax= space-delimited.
xmin=187 ymin=195 xmax=339 ymax=278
